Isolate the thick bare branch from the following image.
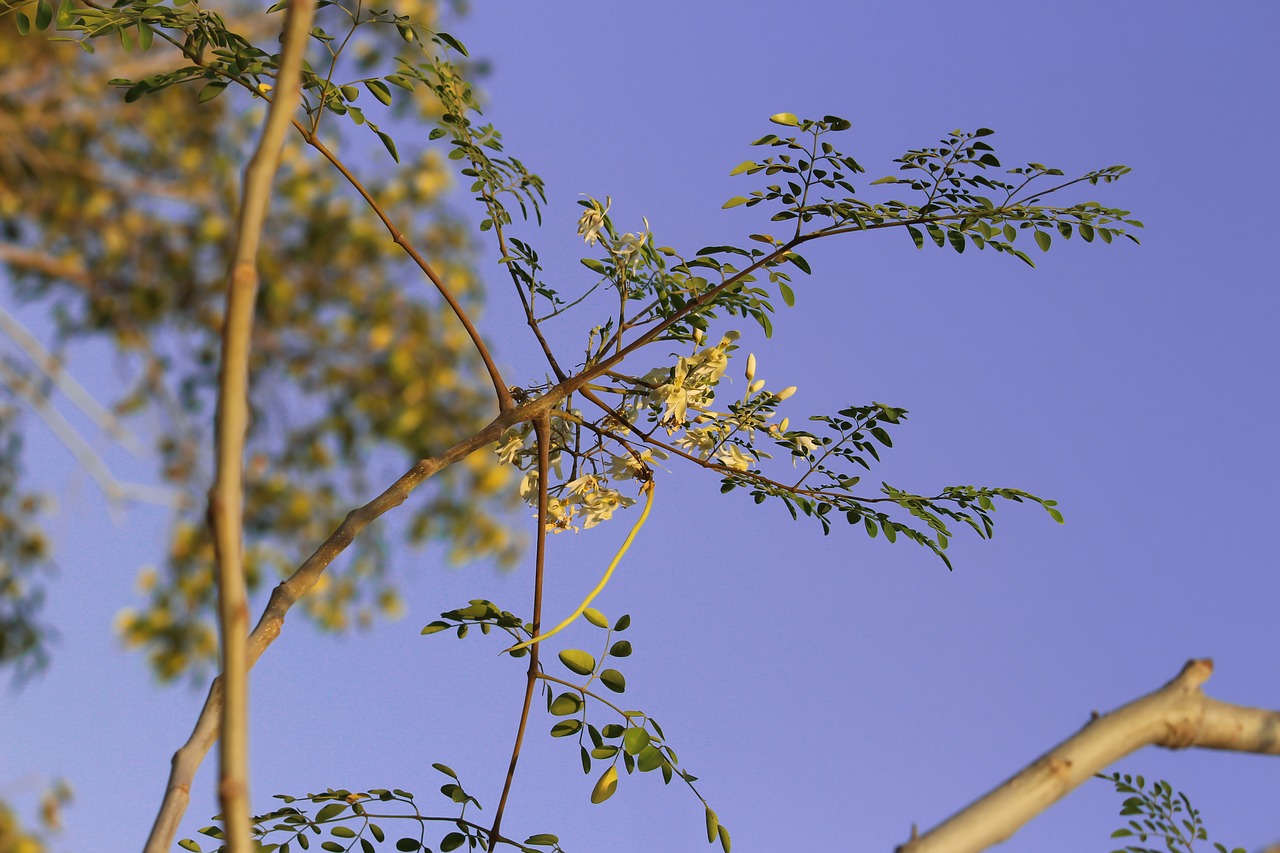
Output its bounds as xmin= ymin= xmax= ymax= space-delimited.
xmin=898 ymin=659 xmax=1280 ymax=853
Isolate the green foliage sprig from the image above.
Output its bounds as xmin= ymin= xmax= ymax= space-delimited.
xmin=1099 ymin=772 xmax=1244 ymax=853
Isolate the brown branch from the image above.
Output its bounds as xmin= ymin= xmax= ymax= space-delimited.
xmin=897 ymin=658 xmax=1280 ymax=853
xmin=291 ymin=123 xmax=514 ymax=413
xmin=490 ymin=411 xmax=551 ymax=842
xmin=205 ymin=0 xmax=316 ymax=848
xmin=143 ymin=392 xmax=555 ymax=852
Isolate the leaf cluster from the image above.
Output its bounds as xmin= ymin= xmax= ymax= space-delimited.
xmin=1099 ymin=772 xmax=1244 ymax=853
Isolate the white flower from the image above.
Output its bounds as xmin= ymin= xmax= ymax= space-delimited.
xmin=608 ymin=450 xmax=655 ymax=480
xmin=495 ymin=431 xmax=524 ymax=465
xmin=674 ymin=426 xmax=720 ymax=458
xmin=519 ymin=469 xmax=539 ymax=503
xmin=577 ymin=196 xmax=611 ymax=245
xmin=790 ymin=433 xmax=819 ymax=465
xmin=717 ymin=444 xmax=753 ymax=472
xmin=611 ymin=217 xmax=650 ymax=267
xmin=544 ymin=497 xmax=576 ymax=533
xmin=578 ymin=487 xmax=636 ymax=529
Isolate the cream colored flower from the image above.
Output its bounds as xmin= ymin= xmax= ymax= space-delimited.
xmin=717 ymin=444 xmax=753 ymax=472
xmin=577 ymin=196 xmax=611 ymax=245
xmin=579 ymin=487 xmax=636 ymax=529
xmin=495 ymin=431 xmax=524 ymax=465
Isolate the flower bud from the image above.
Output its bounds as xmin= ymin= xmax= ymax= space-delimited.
xmin=776 ymin=385 xmax=797 ymax=400
xmin=749 ymin=379 xmax=765 ymax=394
xmin=778 ymin=417 xmax=789 ymax=433
xmin=745 ymin=353 xmax=756 ymax=382
xmin=692 ymin=328 xmax=704 ymax=346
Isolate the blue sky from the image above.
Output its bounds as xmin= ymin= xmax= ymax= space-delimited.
xmin=3 ymin=2 xmax=1278 ymax=851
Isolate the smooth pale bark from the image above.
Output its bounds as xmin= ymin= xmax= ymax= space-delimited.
xmin=898 ymin=659 xmax=1280 ymax=853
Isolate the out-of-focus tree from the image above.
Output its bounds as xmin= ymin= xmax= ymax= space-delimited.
xmin=0 ymin=0 xmax=519 ymax=684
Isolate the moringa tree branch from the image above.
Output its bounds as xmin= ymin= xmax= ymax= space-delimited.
xmin=898 ymin=658 xmax=1280 ymax=853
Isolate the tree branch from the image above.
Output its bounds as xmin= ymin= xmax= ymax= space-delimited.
xmin=143 ymin=394 xmax=552 ymax=852
xmin=898 ymin=658 xmax=1280 ymax=853
xmin=206 ymin=0 xmax=316 ymax=847
xmin=292 ymin=123 xmax=514 ymax=412
xmin=490 ymin=411 xmax=551 ymax=842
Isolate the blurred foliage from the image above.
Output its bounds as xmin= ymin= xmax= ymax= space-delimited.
xmin=0 ymin=777 xmax=70 ymax=853
xmin=0 ymin=0 xmax=520 ymax=684
xmin=0 ymin=405 xmax=52 ymax=678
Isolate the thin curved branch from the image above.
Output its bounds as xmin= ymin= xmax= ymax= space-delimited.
xmin=898 ymin=658 xmax=1280 ymax=853
xmin=292 ymin=123 xmax=514 ymax=412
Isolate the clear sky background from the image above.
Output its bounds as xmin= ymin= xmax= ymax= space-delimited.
xmin=3 ymin=2 xmax=1278 ymax=851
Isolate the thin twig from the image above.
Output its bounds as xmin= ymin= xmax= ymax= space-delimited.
xmin=0 ymin=304 xmax=147 ymax=457
xmin=0 ymin=361 xmax=184 ymax=509
xmin=490 ymin=411 xmax=551 ymax=842
xmin=292 ymin=123 xmax=514 ymax=412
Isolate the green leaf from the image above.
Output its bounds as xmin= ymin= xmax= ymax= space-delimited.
xmin=551 ymin=719 xmax=582 ymax=737
xmin=432 ymin=762 xmax=458 ymax=779
xmin=613 ymin=614 xmax=631 ymax=631
xmin=549 ymin=692 xmax=582 ymax=716
xmin=590 ymin=765 xmax=618 ymax=804
xmin=622 ymin=727 xmax=650 ymax=755
xmin=1035 ymin=229 xmax=1052 ymax=252
xmin=421 ymin=621 xmax=450 ymax=635
xmin=331 ymin=827 xmax=357 ymax=838
xmin=197 ymin=81 xmax=228 ymax=103
xmin=718 ymin=824 xmax=732 ymax=852
xmin=583 ymin=607 xmax=608 ymax=628
xmin=179 ymin=842 xmax=202 ymax=852
xmin=395 ymin=840 xmax=421 ymax=852
xmin=778 ymin=281 xmax=795 ymax=307
xmin=636 ymin=745 xmax=664 ymax=771
xmin=524 ymin=834 xmax=560 ymax=846
xmin=609 ymin=640 xmax=632 ymax=657
xmin=580 ymin=258 xmax=608 ymax=274
xmin=34 ymin=0 xmax=53 ymax=30
xmin=907 ymin=225 xmax=924 ymax=249
xmin=322 ymin=842 xmax=344 ymax=853
xmin=55 ymin=0 xmax=75 ymax=28
xmin=559 ymin=649 xmax=596 ymax=675
xmin=729 ymin=160 xmax=757 ymax=176
xmin=365 ymin=80 xmax=392 ymax=105
xmin=435 ymin=31 xmax=468 ymax=56
xmin=375 ymin=129 xmax=399 ymax=162
xmin=16 ymin=11 xmax=30 ymax=33
xmin=315 ymin=803 xmax=346 ymax=821
xmin=137 ymin=21 xmax=153 ymax=50
xmin=769 ymin=112 xmax=800 ymax=126
xmin=869 ymin=176 xmax=899 ymax=185
xmin=440 ymin=832 xmax=466 ymax=852
xmin=599 ymin=668 xmax=626 ymax=693
xmin=706 ymin=808 xmax=719 ymax=843
xmin=722 ymin=196 xmax=749 ymax=209
xmin=785 ymin=252 xmax=811 ymax=274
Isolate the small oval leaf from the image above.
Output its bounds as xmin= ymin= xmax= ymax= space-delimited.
xmin=558 ymin=649 xmax=596 ymax=676
xmin=590 ymin=765 xmax=618 ymax=804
